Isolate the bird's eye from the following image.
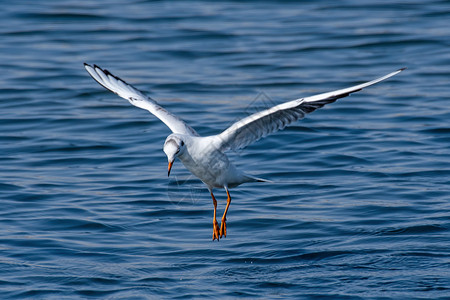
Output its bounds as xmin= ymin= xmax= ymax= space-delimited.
xmin=181 ymin=141 xmax=184 ymax=146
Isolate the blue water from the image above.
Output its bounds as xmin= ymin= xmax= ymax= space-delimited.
xmin=1 ymin=0 xmax=449 ymax=298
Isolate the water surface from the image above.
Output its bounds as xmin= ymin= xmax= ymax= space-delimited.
xmin=0 ymin=1 xmax=449 ymax=299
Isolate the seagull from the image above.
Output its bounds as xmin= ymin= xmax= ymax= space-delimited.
xmin=84 ymin=63 xmax=405 ymax=241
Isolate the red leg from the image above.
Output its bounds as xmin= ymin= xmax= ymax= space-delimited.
xmin=211 ymin=191 xmax=220 ymax=241
xmin=220 ymin=188 xmax=231 ymax=238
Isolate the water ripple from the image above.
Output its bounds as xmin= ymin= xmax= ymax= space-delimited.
xmin=0 ymin=0 xmax=449 ymax=298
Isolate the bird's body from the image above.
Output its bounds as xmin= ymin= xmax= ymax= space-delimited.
xmin=170 ymin=134 xmax=243 ymax=188
xmin=84 ymin=63 xmax=405 ymax=241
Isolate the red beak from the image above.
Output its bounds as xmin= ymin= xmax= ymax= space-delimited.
xmin=168 ymin=161 xmax=173 ymax=177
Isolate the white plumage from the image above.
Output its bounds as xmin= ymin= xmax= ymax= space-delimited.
xmin=84 ymin=63 xmax=404 ymax=241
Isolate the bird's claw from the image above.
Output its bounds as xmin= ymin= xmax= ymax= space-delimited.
xmin=220 ymin=218 xmax=227 ymax=238
xmin=213 ymin=219 xmax=220 ymax=241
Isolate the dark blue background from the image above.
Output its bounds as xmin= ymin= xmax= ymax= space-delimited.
xmin=1 ymin=1 xmax=449 ymax=298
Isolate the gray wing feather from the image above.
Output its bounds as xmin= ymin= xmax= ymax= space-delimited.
xmin=84 ymin=63 xmax=199 ymax=137
xmin=217 ymin=68 xmax=405 ymax=151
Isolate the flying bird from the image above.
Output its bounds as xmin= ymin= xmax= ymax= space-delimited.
xmin=84 ymin=63 xmax=405 ymax=241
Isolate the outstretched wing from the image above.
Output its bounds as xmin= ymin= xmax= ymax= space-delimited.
xmin=84 ymin=63 xmax=199 ymax=136
xmin=217 ymin=68 xmax=405 ymax=151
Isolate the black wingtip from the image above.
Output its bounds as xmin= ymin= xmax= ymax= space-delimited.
xmin=83 ymin=62 xmax=92 ymax=69
xmin=399 ymin=67 xmax=407 ymax=71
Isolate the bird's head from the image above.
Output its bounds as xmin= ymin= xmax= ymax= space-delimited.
xmin=163 ymin=134 xmax=186 ymax=177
